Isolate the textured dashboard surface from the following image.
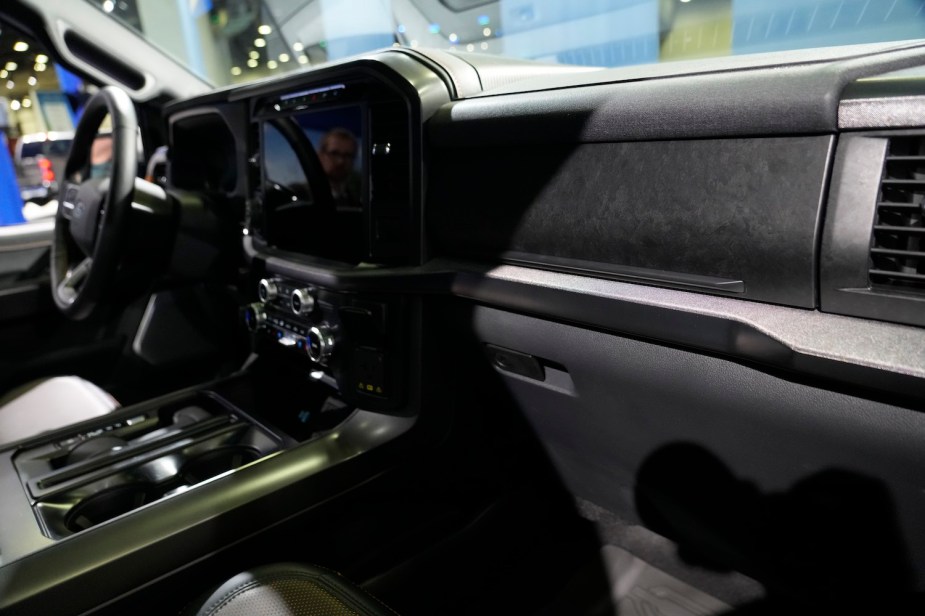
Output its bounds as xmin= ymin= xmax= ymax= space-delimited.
xmin=430 ymin=136 xmax=833 ymax=307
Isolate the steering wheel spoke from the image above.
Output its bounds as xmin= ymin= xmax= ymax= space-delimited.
xmin=56 ymin=258 xmax=92 ymax=305
xmin=59 ymin=181 xmax=79 ymax=221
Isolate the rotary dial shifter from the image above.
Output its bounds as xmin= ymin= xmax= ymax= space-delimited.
xmin=307 ymin=324 xmax=334 ymax=364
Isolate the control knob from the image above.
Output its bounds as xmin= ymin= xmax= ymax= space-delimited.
xmin=306 ymin=324 xmax=334 ymax=364
xmin=258 ymin=278 xmax=278 ymax=302
xmin=243 ymin=303 xmax=266 ymax=332
xmin=290 ymin=287 xmax=316 ymax=315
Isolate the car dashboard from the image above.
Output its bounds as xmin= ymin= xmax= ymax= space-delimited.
xmin=2 ymin=41 xmax=925 ymax=614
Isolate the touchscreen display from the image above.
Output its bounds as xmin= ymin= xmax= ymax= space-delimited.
xmin=261 ymin=102 xmax=366 ymax=263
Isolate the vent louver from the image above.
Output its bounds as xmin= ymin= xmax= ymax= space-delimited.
xmin=869 ymin=136 xmax=925 ymax=291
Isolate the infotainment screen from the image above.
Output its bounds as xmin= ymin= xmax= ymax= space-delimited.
xmin=260 ymin=93 xmax=367 ymax=264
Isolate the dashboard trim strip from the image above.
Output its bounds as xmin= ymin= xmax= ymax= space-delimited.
xmin=501 ymin=251 xmax=746 ymax=294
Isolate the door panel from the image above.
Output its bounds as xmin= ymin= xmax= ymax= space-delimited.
xmin=0 ymin=220 xmax=128 ymax=394
xmin=0 ymin=219 xmax=53 ymax=318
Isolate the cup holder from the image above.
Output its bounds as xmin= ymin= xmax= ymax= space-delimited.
xmin=28 ymin=399 xmax=284 ymax=540
xmin=179 ymin=445 xmax=262 ymax=484
xmin=65 ymin=483 xmax=160 ymax=533
xmin=59 ymin=446 xmax=262 ymax=535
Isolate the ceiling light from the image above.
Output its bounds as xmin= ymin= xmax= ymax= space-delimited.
xmin=5 ymin=62 xmax=17 ymax=71
xmin=10 ymin=100 xmax=20 ymax=111
xmin=34 ymin=63 xmax=46 ymax=72
xmin=249 ymin=50 xmax=259 ymax=59
xmin=254 ymin=38 xmax=266 ymax=48
xmin=35 ymin=54 xmax=48 ymax=64
xmin=6 ymin=81 xmax=13 ymax=89
xmin=481 ymin=42 xmax=488 ymax=50
xmin=466 ymin=44 xmax=474 ymax=52
xmin=22 ymin=98 xmax=31 ymax=108
xmin=449 ymin=33 xmax=458 ymax=43
xmin=247 ymin=58 xmax=258 ymax=68
xmin=293 ymin=42 xmax=304 ymax=51
xmin=13 ymin=41 xmax=29 ymax=52
xmin=483 ymin=27 xmax=491 ymax=36
xmin=230 ymin=66 xmax=242 ymax=76
xmin=102 ymin=0 xmax=115 ymax=12
xmin=278 ymin=53 xmax=289 ymax=62
xmin=267 ymin=60 xmax=278 ymax=69
xmin=27 ymin=76 xmax=36 ymax=86
xmin=298 ymin=55 xmax=308 ymax=64
xmin=257 ymin=24 xmax=272 ymax=35
xmin=0 ymin=71 xmax=6 ymax=79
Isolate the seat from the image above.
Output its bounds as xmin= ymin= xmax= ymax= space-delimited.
xmin=183 ymin=563 xmax=397 ymax=616
xmin=0 ymin=376 xmax=120 ymax=447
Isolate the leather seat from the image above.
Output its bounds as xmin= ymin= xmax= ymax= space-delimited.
xmin=183 ymin=563 xmax=397 ymax=616
xmin=0 ymin=376 xmax=120 ymax=447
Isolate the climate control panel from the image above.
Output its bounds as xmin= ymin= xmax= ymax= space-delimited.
xmin=244 ymin=276 xmax=405 ymax=410
xmin=249 ymin=278 xmax=333 ymax=365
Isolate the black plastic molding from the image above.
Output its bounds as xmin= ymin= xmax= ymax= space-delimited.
xmin=63 ymin=30 xmax=145 ymax=91
xmin=501 ymin=252 xmax=745 ymax=294
xmin=446 ymin=261 xmax=925 ymax=402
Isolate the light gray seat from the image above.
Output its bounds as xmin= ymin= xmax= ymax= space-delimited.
xmin=183 ymin=563 xmax=397 ymax=616
xmin=0 ymin=376 xmax=120 ymax=447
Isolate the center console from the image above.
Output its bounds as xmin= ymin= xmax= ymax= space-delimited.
xmin=2 ymin=367 xmax=360 ymax=548
xmin=0 ymin=49 xmax=451 ymax=615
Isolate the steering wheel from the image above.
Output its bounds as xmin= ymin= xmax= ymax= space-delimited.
xmin=51 ymin=86 xmax=138 ymax=320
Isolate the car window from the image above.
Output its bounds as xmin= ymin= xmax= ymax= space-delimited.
xmin=85 ymin=0 xmax=925 ymax=88
xmin=17 ymin=142 xmax=42 ymax=158
xmin=46 ymin=139 xmax=73 ymax=157
xmin=1 ymin=22 xmax=88 ymax=226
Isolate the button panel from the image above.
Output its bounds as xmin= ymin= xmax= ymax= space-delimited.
xmin=245 ymin=275 xmax=404 ymax=410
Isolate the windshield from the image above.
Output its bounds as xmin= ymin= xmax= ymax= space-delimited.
xmin=87 ymin=0 xmax=925 ymax=87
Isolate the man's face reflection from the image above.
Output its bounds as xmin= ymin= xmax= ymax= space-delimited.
xmin=319 ymin=132 xmax=357 ymax=185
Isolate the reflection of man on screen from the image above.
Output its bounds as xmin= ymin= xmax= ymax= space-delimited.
xmin=318 ymin=127 xmax=361 ymax=212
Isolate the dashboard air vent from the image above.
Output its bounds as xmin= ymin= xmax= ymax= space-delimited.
xmin=869 ymin=136 xmax=925 ymax=292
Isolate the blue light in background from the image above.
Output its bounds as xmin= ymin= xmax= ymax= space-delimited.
xmin=428 ymin=23 xmax=441 ymax=34
xmin=0 ymin=133 xmax=25 ymax=226
xmin=189 ymin=0 xmax=212 ymax=19
xmin=53 ymin=64 xmax=83 ymax=97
